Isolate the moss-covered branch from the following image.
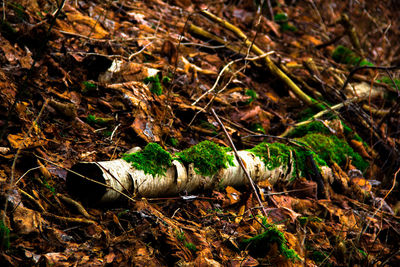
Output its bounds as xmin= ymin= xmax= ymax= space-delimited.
xmin=66 ymin=122 xmax=368 ymax=203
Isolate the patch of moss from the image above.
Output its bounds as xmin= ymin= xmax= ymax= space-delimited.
xmin=341 ymin=121 xmax=365 ymax=144
xmin=286 ymin=121 xmax=331 ymax=138
xmin=245 ymin=89 xmax=258 ymax=104
xmin=123 ymin=143 xmax=172 ymax=177
xmin=82 ymin=81 xmax=97 ymax=93
xmin=332 ymin=45 xmax=373 ymax=67
xmin=0 ymin=219 xmax=10 ymax=250
xmin=249 ymin=123 xmax=266 ymax=134
xmin=242 ymin=217 xmax=300 ymax=262
xmin=144 ymin=75 xmax=166 ymax=95
xmin=249 ymin=142 xmax=293 ymax=170
xmin=274 ymin=13 xmax=297 ymax=32
xmin=167 ymin=137 xmax=179 ymax=147
xmin=298 ymin=133 xmax=368 ymax=171
xmin=176 ymin=140 xmax=235 ymax=177
xmin=377 ymin=76 xmax=400 ymax=90
xmin=184 ymin=242 xmax=197 ymax=252
xmin=86 ymin=114 xmax=113 ymax=126
xmin=248 ymin=141 xmax=326 ymax=178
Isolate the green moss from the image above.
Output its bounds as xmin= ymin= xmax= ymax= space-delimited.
xmin=144 ymin=75 xmax=163 ymax=95
xmin=249 ymin=129 xmax=368 ymax=176
xmin=242 ymin=217 xmax=300 ymax=262
xmin=250 ymin=123 xmax=266 ymax=134
xmin=123 ymin=143 xmax=172 ymax=177
xmin=82 ymin=81 xmax=97 ymax=93
xmin=274 ymin=13 xmax=288 ymax=23
xmin=286 ymin=121 xmax=331 ymax=138
xmin=274 ymin=12 xmax=297 ymax=32
xmin=249 ymin=142 xmax=293 ymax=170
xmin=184 ymin=242 xmax=197 ymax=252
xmin=175 ymin=230 xmax=186 ymax=242
xmin=249 ymin=141 xmax=326 ymax=178
xmin=0 ymin=219 xmax=10 ymax=250
xmin=86 ymin=114 xmax=113 ymax=126
xmin=167 ymin=137 xmax=179 ymax=147
xmin=377 ymin=76 xmax=400 ymax=90
xmin=298 ymin=133 xmax=368 ymax=171
xmin=176 ymin=140 xmax=235 ymax=177
xmin=245 ymin=89 xmax=258 ymax=104
xmin=332 ymin=45 xmax=373 ymax=66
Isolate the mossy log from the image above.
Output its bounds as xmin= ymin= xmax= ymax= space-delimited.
xmin=66 ymin=143 xmax=334 ymax=204
xmin=66 ymin=127 xmax=368 ymax=204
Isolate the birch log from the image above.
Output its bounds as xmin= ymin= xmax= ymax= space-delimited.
xmin=66 ymin=150 xmax=325 ymax=203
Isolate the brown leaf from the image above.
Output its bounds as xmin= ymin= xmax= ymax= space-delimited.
xmin=161 ymin=40 xmax=178 ymax=65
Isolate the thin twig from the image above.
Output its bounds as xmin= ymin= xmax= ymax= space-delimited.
xmin=211 ymin=108 xmax=268 ymax=218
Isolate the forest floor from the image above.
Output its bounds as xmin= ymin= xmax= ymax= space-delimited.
xmin=0 ymin=0 xmax=400 ymax=266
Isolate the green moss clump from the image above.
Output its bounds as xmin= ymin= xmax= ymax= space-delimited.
xmin=86 ymin=114 xmax=113 ymax=126
xmin=249 ymin=129 xmax=369 ymax=175
xmin=0 ymin=220 xmax=10 ymax=250
xmin=332 ymin=45 xmax=373 ymax=66
xmin=242 ymin=217 xmax=300 ymax=262
xmin=123 ymin=143 xmax=172 ymax=177
xmin=250 ymin=123 xmax=266 ymax=134
xmin=176 ymin=140 xmax=235 ymax=177
xmin=245 ymin=89 xmax=258 ymax=104
xmin=249 ymin=142 xmax=293 ymax=170
xmin=286 ymin=121 xmax=331 ymax=138
xmin=274 ymin=13 xmax=297 ymax=32
xmin=184 ymin=242 xmax=197 ymax=252
xmin=82 ymin=81 xmax=97 ymax=93
xmin=298 ymin=133 xmax=368 ymax=171
xmin=249 ymin=141 xmax=326 ymax=178
xmin=144 ymin=75 xmax=163 ymax=95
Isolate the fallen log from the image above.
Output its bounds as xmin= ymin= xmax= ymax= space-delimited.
xmin=66 ymin=137 xmax=342 ymax=204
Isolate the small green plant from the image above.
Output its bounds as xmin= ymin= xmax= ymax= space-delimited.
xmin=0 ymin=219 xmax=10 ymax=250
xmin=274 ymin=13 xmax=297 ymax=32
xmin=123 ymin=143 xmax=172 ymax=177
xmin=332 ymin=45 xmax=373 ymax=66
xmin=176 ymin=140 xmax=235 ymax=177
xmin=242 ymin=217 xmax=300 ymax=262
xmin=250 ymin=123 xmax=266 ymax=134
xmin=86 ymin=114 xmax=113 ymax=126
xmin=175 ymin=230 xmax=197 ymax=252
xmin=144 ymin=74 xmax=170 ymax=96
xmin=41 ymin=177 xmax=56 ymax=195
xmin=176 ymin=230 xmax=186 ymax=242
xmin=117 ymin=210 xmax=130 ymax=218
xmin=82 ymin=81 xmax=97 ymax=93
xmin=245 ymin=89 xmax=258 ymax=104
xmin=184 ymin=242 xmax=197 ymax=252
xmin=358 ymin=248 xmax=367 ymax=258
xmin=167 ymin=137 xmax=179 ymax=147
